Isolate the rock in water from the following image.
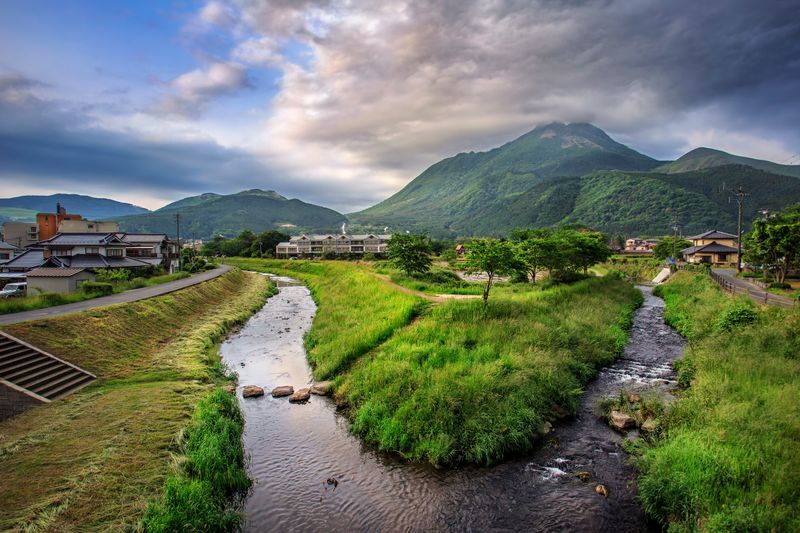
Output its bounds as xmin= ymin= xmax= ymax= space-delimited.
xmin=595 ymin=484 xmax=609 ymax=497
xmin=271 ymin=385 xmax=294 ymax=398
xmin=289 ymin=388 xmax=311 ymax=403
xmin=311 ymin=381 xmax=332 ymax=395
xmin=575 ymin=471 xmax=591 ymax=482
xmin=222 ymin=384 xmax=236 ymax=394
xmin=242 ymin=385 xmax=265 ymax=398
xmin=610 ymin=410 xmax=636 ymax=430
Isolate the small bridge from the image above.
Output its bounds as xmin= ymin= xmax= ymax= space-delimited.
xmin=0 ymin=331 xmax=96 ymax=421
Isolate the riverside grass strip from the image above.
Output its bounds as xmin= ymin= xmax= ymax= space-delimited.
xmin=0 ymin=269 xmax=271 ymax=532
xmin=637 ymin=272 xmax=800 ymax=531
xmin=226 ymin=258 xmax=642 ymax=466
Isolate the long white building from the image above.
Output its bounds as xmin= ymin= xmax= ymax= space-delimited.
xmin=276 ymin=234 xmax=391 ymax=257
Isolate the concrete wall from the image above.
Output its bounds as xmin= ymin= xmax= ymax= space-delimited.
xmin=0 ymin=381 xmax=44 ymax=421
xmin=2 ymin=222 xmax=39 ymax=248
xmin=28 ymin=272 xmax=96 ymax=294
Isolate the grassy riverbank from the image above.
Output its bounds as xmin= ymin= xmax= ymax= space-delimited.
xmin=0 ymin=269 xmax=271 ymax=531
xmin=226 ymin=258 xmax=642 ymax=466
xmin=636 ymin=272 xmax=800 ymax=531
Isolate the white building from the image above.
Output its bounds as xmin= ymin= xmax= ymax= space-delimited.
xmin=276 ymin=234 xmax=391 ymax=257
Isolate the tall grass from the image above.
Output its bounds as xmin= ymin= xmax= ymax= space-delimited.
xmin=337 ymin=276 xmax=642 ymax=465
xmin=638 ymin=272 xmax=800 ymax=531
xmin=225 ymin=258 xmax=423 ymax=379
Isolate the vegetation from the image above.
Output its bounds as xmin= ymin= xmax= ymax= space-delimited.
xmin=511 ymin=227 xmax=611 ymax=281
xmin=463 ymin=238 xmax=519 ymax=302
xmin=202 ymin=229 xmax=290 ymax=258
xmin=654 ymin=146 xmax=800 ymax=178
xmin=387 ymin=233 xmax=433 ymax=275
xmin=337 ymin=276 xmax=642 ymax=465
xmin=653 ymin=236 xmax=692 ymax=260
xmin=224 ymin=258 xmax=423 ymax=379
xmin=0 ymin=192 xmax=148 ymax=219
xmin=633 ymin=272 xmax=800 ymax=531
xmin=118 ymin=189 xmax=345 ymax=239
xmin=744 ymin=203 xmax=800 ymax=283
xmin=0 ymin=269 xmax=194 ymax=315
xmin=596 ymin=256 xmax=664 ymax=282
xmin=0 ymin=269 xmax=271 ymax=530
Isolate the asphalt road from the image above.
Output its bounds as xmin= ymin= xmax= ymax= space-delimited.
xmin=712 ymin=268 xmax=796 ymax=309
xmin=0 ymin=265 xmax=232 ymax=326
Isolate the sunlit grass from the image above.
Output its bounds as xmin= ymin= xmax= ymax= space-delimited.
xmin=636 ymin=272 xmax=800 ymax=531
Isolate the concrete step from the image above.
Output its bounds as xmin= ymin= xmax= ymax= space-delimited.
xmin=0 ymin=331 xmax=95 ymax=406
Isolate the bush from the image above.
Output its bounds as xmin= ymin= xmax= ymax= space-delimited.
xmin=95 ymin=268 xmax=132 ymax=283
xmin=38 ymin=293 xmax=68 ymax=306
xmin=769 ymin=282 xmax=791 ymax=290
xmin=81 ymin=281 xmax=114 ymax=296
xmin=714 ymin=304 xmax=758 ymax=332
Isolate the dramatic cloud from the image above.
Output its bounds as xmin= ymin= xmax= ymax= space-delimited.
xmin=159 ymin=61 xmax=252 ymax=116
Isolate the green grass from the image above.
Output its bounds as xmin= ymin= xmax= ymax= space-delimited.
xmin=635 ymin=272 xmax=800 ymax=531
xmin=0 ymin=269 xmax=272 ymax=531
xmin=225 ymin=258 xmax=424 ymax=379
xmin=0 ymin=271 xmax=194 ymax=315
xmin=228 ymin=258 xmax=642 ymax=466
xmin=597 ymin=257 xmax=664 ymax=282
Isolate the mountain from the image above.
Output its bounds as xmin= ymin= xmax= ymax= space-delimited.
xmin=654 ymin=147 xmax=800 ymax=178
xmin=0 ymin=193 xmax=149 ymax=221
xmin=349 ymin=123 xmax=800 ymax=237
xmin=118 ymin=189 xmax=346 ymax=239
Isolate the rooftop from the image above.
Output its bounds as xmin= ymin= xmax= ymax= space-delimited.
xmin=26 ymin=267 xmax=88 ymax=278
xmin=687 ymin=229 xmax=737 ymax=241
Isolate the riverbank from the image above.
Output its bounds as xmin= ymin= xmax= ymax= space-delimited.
xmin=225 ymin=258 xmax=642 ymax=466
xmin=0 ymin=269 xmax=271 ymax=530
xmin=634 ymin=271 xmax=800 ymax=531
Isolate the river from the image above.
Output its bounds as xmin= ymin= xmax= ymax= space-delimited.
xmin=219 ymin=277 xmax=685 ymax=532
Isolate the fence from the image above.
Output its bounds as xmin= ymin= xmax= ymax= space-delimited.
xmin=677 ymin=264 xmax=796 ymax=309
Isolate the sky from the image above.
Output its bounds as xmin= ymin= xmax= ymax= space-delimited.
xmin=1 ymin=0 xmax=799 ymax=213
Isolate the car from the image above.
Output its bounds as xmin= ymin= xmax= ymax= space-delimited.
xmin=0 ymin=282 xmax=27 ymax=298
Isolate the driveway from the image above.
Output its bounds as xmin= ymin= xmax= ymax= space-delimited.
xmin=0 ymin=265 xmax=232 ymax=326
xmin=711 ymin=268 xmax=796 ymax=309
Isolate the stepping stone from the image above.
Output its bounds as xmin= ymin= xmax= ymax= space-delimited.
xmin=289 ymin=388 xmax=311 ymax=403
xmin=242 ymin=385 xmax=265 ymax=398
xmin=310 ymin=381 xmax=332 ymax=395
xmin=271 ymin=385 xmax=294 ymax=398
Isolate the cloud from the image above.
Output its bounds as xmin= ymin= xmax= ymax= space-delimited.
xmin=199 ymin=1 xmax=237 ymax=29
xmin=158 ymin=61 xmax=252 ymax=116
xmin=232 ymin=36 xmax=282 ymax=66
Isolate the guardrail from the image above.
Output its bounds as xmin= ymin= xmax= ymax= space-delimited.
xmin=677 ymin=264 xmax=796 ymax=309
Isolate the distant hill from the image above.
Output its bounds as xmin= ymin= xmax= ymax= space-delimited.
xmin=654 ymin=147 xmax=800 ymax=178
xmin=350 ymin=122 xmax=662 ymax=232
xmin=0 ymin=193 xmax=149 ymax=220
xmin=118 ymin=189 xmax=346 ymax=239
xmin=349 ymin=123 xmax=800 ymax=237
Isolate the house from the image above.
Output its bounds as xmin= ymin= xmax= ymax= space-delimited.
xmin=0 ymin=248 xmax=46 ymax=272
xmin=276 ymin=234 xmax=391 ymax=257
xmin=681 ymin=230 xmax=739 ymax=266
xmin=58 ymin=219 xmax=120 ymax=233
xmin=37 ymin=204 xmax=86 ymax=241
xmin=624 ymin=238 xmax=658 ymax=252
xmin=35 ymin=233 xmax=176 ymax=271
xmin=26 ymin=267 xmax=96 ymax=294
xmin=117 ymin=233 xmax=180 ymax=271
xmin=1 ymin=222 xmax=39 ymax=248
xmin=0 ymin=241 xmax=19 ymax=263
xmin=455 ymin=244 xmax=465 ymax=255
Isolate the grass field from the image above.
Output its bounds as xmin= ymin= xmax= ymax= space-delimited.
xmin=635 ymin=272 xmax=800 ymax=531
xmin=226 ymin=258 xmax=642 ymax=466
xmin=0 ymin=269 xmax=271 ymax=531
xmin=0 ymin=270 xmax=195 ymax=315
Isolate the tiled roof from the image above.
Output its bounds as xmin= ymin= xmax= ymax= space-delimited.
xmin=289 ymin=234 xmax=392 ymax=241
xmin=39 ymin=233 xmax=129 ymax=246
xmin=118 ymin=233 xmax=169 ymax=243
xmin=681 ymin=241 xmax=739 ymax=254
xmin=687 ymin=229 xmax=737 ymax=241
xmin=47 ymin=254 xmax=152 ymax=269
xmin=26 ymin=267 xmax=88 ymax=278
xmin=0 ymin=249 xmax=45 ymax=270
xmin=0 ymin=241 xmax=19 ymax=250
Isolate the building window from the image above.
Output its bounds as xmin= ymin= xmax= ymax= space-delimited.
xmin=107 ymin=248 xmax=124 ymax=257
xmin=717 ymin=253 xmax=727 ymax=262
xmin=86 ymin=247 xmax=99 ymax=255
xmin=54 ymin=249 xmax=72 ymax=257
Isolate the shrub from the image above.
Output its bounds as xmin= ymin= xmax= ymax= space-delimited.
xmin=95 ymin=268 xmax=132 ymax=283
xmin=714 ymin=304 xmax=758 ymax=332
xmin=769 ymin=282 xmax=791 ymax=290
xmin=38 ymin=293 xmax=67 ymax=306
xmin=80 ymin=281 xmax=114 ymax=296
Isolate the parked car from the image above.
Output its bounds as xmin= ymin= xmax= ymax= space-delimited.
xmin=0 ymin=282 xmax=27 ymax=298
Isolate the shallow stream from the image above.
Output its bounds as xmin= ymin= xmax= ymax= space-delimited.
xmin=220 ymin=278 xmax=685 ymax=532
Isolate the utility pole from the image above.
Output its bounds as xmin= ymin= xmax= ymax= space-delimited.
xmin=733 ymin=186 xmax=749 ymax=273
xmin=672 ymin=221 xmax=682 ymax=262
xmin=175 ymin=213 xmax=181 ymax=272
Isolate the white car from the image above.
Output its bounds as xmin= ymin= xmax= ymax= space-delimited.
xmin=0 ymin=282 xmax=27 ymax=298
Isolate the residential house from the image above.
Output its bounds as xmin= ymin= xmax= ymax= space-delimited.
xmin=276 ymin=234 xmax=392 ymax=257
xmin=36 ymin=232 xmax=178 ymax=271
xmin=624 ymin=238 xmax=658 ymax=252
xmin=0 ymin=241 xmax=19 ymax=263
xmin=26 ymin=267 xmax=96 ymax=294
xmin=1 ymin=222 xmax=39 ymax=248
xmin=681 ymin=230 xmax=739 ymax=266
xmin=0 ymin=248 xmax=46 ymax=272
xmin=117 ymin=233 xmax=180 ymax=271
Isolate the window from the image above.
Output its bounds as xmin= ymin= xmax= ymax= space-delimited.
xmin=717 ymin=253 xmax=727 ymax=262
xmin=86 ymin=247 xmax=99 ymax=255
xmin=107 ymin=248 xmax=124 ymax=257
xmin=54 ymin=249 xmax=72 ymax=257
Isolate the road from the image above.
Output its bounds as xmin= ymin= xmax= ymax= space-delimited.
xmin=0 ymin=265 xmax=232 ymax=326
xmin=711 ymin=268 xmax=796 ymax=309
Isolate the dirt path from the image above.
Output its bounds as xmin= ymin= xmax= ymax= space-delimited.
xmin=371 ymin=273 xmax=481 ymax=303
xmin=0 ymin=265 xmax=233 ymax=325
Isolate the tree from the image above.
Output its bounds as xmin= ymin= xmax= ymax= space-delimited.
xmin=653 ymin=237 xmax=692 ymax=260
xmin=387 ymin=233 xmax=433 ymax=275
xmin=515 ymin=235 xmax=556 ymax=284
xmin=464 ymin=238 xmax=519 ymax=303
xmin=744 ymin=204 xmax=800 ymax=283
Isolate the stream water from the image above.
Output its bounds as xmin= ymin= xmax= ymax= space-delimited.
xmin=219 ymin=278 xmax=685 ymax=532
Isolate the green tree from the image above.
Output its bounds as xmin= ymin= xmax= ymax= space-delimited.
xmin=387 ymin=233 xmax=433 ymax=275
xmin=464 ymin=238 xmax=519 ymax=303
xmin=653 ymin=236 xmax=692 ymax=260
xmin=744 ymin=204 xmax=800 ymax=283
xmin=515 ymin=235 xmax=557 ymax=283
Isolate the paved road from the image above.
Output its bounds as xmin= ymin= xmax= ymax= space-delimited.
xmin=712 ymin=268 xmax=796 ymax=309
xmin=0 ymin=265 xmax=232 ymax=326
